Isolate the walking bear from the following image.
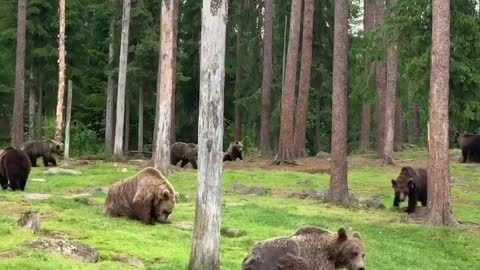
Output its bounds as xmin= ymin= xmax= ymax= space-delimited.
xmin=22 ymin=139 xmax=64 ymax=167
xmin=0 ymin=147 xmax=32 ymax=191
xmin=391 ymin=166 xmax=427 ymax=213
xmin=242 ymin=226 xmax=365 ymax=270
xmin=105 ymin=167 xmax=179 ymax=225
xmin=170 ymin=142 xmax=198 ymax=169
xmin=223 ymin=141 xmax=243 ymax=162
xmin=456 ymin=131 xmax=480 ymax=163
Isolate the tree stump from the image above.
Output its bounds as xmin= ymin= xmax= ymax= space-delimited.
xmin=18 ymin=211 xmax=40 ymax=234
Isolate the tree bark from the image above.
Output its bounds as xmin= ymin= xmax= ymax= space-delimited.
xmin=394 ymin=99 xmax=403 ymax=151
xmin=28 ymin=69 xmax=36 ymax=140
xmin=123 ymin=90 xmax=130 ymax=154
xmin=375 ymin=0 xmax=387 ymax=157
xmin=274 ymin=0 xmax=302 ymax=164
xmin=382 ymin=0 xmax=398 ymax=165
xmin=11 ymin=0 xmax=27 ymax=149
xmin=138 ymin=85 xmax=144 ymax=153
xmin=54 ymin=0 xmax=67 ymax=143
xmin=188 ymin=1 xmax=227 ymax=269
xmin=293 ymin=0 xmax=314 ymax=158
xmin=153 ymin=0 xmax=177 ymax=175
xmin=105 ymin=6 xmax=116 ymax=157
xmin=64 ymin=80 xmax=73 ymax=159
xmin=234 ymin=1 xmax=243 ymax=142
xmin=360 ymin=104 xmax=371 ymax=152
xmin=314 ymin=101 xmax=321 ymax=153
xmin=170 ymin=0 xmax=180 ymax=144
xmin=424 ymin=0 xmax=458 ymax=226
xmin=259 ymin=0 xmax=273 ymax=156
xmin=35 ymin=81 xmax=43 ymax=139
xmin=113 ymin=0 xmax=131 ymax=160
xmin=327 ymin=0 xmax=349 ymax=205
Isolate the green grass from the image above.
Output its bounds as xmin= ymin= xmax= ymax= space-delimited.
xmin=0 ymin=151 xmax=479 ymax=269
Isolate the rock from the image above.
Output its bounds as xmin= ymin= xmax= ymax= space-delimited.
xmin=89 ymin=187 xmax=109 ymax=195
xmin=18 ymin=211 xmax=41 ymax=234
xmin=450 ymin=177 xmax=467 ymax=186
xmin=44 ymin=168 xmax=82 ymax=176
xmin=31 ymin=178 xmax=46 ymax=182
xmin=112 ymin=256 xmax=145 ymax=268
xmin=121 ymin=168 xmax=128 ymax=173
xmin=315 ymin=151 xmax=331 ymax=159
xmin=364 ymin=198 xmax=385 ymax=209
xmin=172 ymin=221 xmax=194 ymax=230
xmin=288 ymin=189 xmax=328 ymax=201
xmin=30 ymin=237 xmax=99 ymax=263
xmin=23 ymin=193 xmax=51 ymax=201
xmin=230 ymin=184 xmax=270 ymax=196
xmin=221 ymin=228 xmax=242 ymax=238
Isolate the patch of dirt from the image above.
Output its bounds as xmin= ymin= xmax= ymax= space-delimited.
xmin=223 ymin=158 xmax=331 ymax=174
xmin=0 ymin=251 xmax=19 ymax=259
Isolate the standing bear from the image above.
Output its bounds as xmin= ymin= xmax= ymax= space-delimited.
xmin=391 ymin=166 xmax=427 ymax=213
xmin=0 ymin=147 xmax=32 ymax=191
xmin=455 ymin=131 xmax=480 ymax=163
xmin=242 ymin=226 xmax=365 ymax=270
xmin=105 ymin=167 xmax=179 ymax=225
xmin=170 ymin=142 xmax=198 ymax=169
xmin=22 ymin=139 xmax=64 ymax=167
xmin=223 ymin=141 xmax=243 ymax=162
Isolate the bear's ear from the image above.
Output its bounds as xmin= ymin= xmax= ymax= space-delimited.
xmin=391 ymin=179 xmax=396 ymax=188
xmin=408 ymin=178 xmax=415 ymax=190
xmin=175 ymin=192 xmax=179 ymax=200
xmin=163 ymin=190 xmax=171 ymax=199
xmin=353 ymin=232 xmax=361 ymax=240
xmin=337 ymin=227 xmax=348 ymax=241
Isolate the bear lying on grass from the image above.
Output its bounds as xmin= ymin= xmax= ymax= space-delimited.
xmin=242 ymin=226 xmax=365 ymax=270
xmin=105 ymin=167 xmax=179 ymax=225
xmin=223 ymin=141 xmax=243 ymax=162
xmin=22 ymin=139 xmax=64 ymax=167
xmin=170 ymin=142 xmax=198 ymax=169
xmin=391 ymin=166 xmax=427 ymax=213
xmin=0 ymin=147 xmax=32 ymax=191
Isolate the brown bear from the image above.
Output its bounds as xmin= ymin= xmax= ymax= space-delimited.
xmin=105 ymin=167 xmax=179 ymax=225
xmin=170 ymin=142 xmax=198 ymax=169
xmin=22 ymin=139 xmax=64 ymax=167
xmin=391 ymin=166 xmax=427 ymax=213
xmin=242 ymin=226 xmax=365 ymax=270
xmin=0 ymin=147 xmax=32 ymax=191
xmin=223 ymin=141 xmax=243 ymax=162
xmin=455 ymin=131 xmax=480 ymax=163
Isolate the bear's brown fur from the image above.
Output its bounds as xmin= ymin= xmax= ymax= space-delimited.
xmin=105 ymin=167 xmax=179 ymax=225
xmin=170 ymin=142 xmax=198 ymax=169
xmin=391 ymin=166 xmax=427 ymax=213
xmin=242 ymin=226 xmax=365 ymax=270
xmin=22 ymin=139 xmax=64 ymax=167
xmin=455 ymin=132 xmax=480 ymax=163
xmin=223 ymin=141 xmax=243 ymax=162
xmin=0 ymin=147 xmax=32 ymax=191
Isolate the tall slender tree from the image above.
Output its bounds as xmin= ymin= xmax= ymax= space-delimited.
xmin=28 ymin=69 xmax=36 ymax=140
xmin=153 ymin=0 xmax=177 ymax=175
xmin=170 ymin=0 xmax=180 ymax=144
xmin=424 ymin=0 xmax=458 ymax=226
xmin=54 ymin=0 xmax=67 ymax=143
xmin=293 ymin=0 xmax=314 ymax=158
xmin=11 ymin=0 xmax=27 ymax=149
xmin=105 ymin=2 xmax=116 ymax=156
xmin=375 ymin=0 xmax=387 ymax=157
xmin=259 ymin=0 xmax=273 ymax=156
xmin=233 ymin=0 xmax=244 ymax=142
xmin=188 ymin=0 xmax=228 ymax=269
xmin=327 ymin=0 xmax=349 ymax=205
xmin=113 ymin=0 xmax=132 ymax=160
xmin=138 ymin=85 xmax=144 ymax=153
xmin=274 ymin=0 xmax=302 ymax=164
xmin=394 ymin=99 xmax=403 ymax=150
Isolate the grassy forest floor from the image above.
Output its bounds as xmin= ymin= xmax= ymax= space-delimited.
xmin=0 ymin=149 xmax=479 ymax=269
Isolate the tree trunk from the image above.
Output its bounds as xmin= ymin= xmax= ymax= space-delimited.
xmin=314 ymin=101 xmax=321 ymax=153
xmin=64 ymin=80 xmax=73 ymax=159
xmin=138 ymin=85 xmax=144 ymax=153
xmin=11 ymin=0 xmax=27 ymax=149
xmin=153 ymin=0 xmax=177 ymax=175
xmin=28 ymin=69 xmax=36 ymax=140
xmin=113 ymin=0 xmax=131 ymax=160
xmin=375 ymin=0 xmax=387 ymax=157
xmin=105 ymin=7 xmax=116 ymax=157
xmin=35 ymin=81 xmax=43 ymax=139
xmin=409 ymin=103 xmax=420 ymax=144
xmin=274 ymin=0 xmax=302 ymax=164
xmin=234 ymin=2 xmax=243 ymax=142
xmin=281 ymin=15 xmax=288 ymax=90
xmin=259 ymin=0 xmax=273 ymax=156
xmin=327 ymin=0 xmax=349 ymax=205
xmin=54 ymin=0 xmax=66 ymax=143
xmin=293 ymin=0 xmax=314 ymax=158
xmin=394 ymin=99 xmax=403 ymax=151
xmin=382 ymin=0 xmax=398 ymax=165
xmin=123 ymin=90 xmax=130 ymax=154
xmin=170 ymin=0 xmax=179 ymax=144
xmin=360 ymin=104 xmax=371 ymax=152
xmin=188 ymin=1 xmax=227 ymax=269
xmin=424 ymin=0 xmax=458 ymax=226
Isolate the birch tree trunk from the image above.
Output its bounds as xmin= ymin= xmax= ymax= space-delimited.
xmin=113 ymin=0 xmax=131 ymax=160
xmin=188 ymin=0 xmax=228 ymax=268
xmin=424 ymin=0 xmax=458 ymax=226
xmin=327 ymin=0 xmax=350 ymax=205
xmin=259 ymin=0 xmax=273 ymax=156
xmin=64 ymin=80 xmax=73 ymax=159
xmin=293 ymin=0 xmax=314 ymax=158
xmin=153 ymin=0 xmax=177 ymax=175
xmin=105 ymin=5 xmax=116 ymax=157
xmin=54 ymin=0 xmax=66 ymax=143
xmin=11 ymin=0 xmax=27 ymax=149
xmin=274 ymin=0 xmax=302 ymax=164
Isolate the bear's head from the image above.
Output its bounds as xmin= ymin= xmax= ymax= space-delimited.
xmin=186 ymin=144 xmax=198 ymax=160
xmin=154 ymin=189 xmax=179 ymax=224
xmin=51 ymin=141 xmax=64 ymax=156
xmin=391 ymin=176 xmax=414 ymax=202
xmin=334 ymin=227 xmax=365 ymax=270
xmin=234 ymin=141 xmax=243 ymax=152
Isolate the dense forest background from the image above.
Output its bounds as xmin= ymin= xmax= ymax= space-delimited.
xmin=0 ymin=0 xmax=479 ymax=157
